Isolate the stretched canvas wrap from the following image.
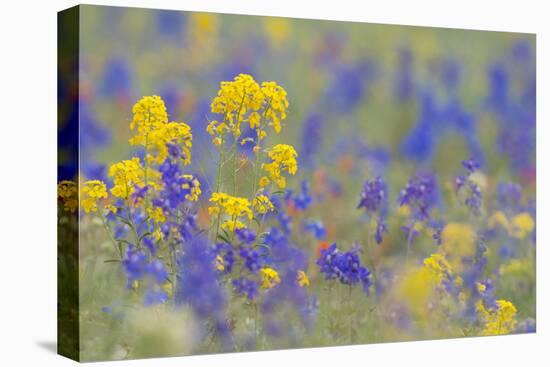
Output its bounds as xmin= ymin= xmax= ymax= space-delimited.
xmin=57 ymin=4 xmax=536 ymax=362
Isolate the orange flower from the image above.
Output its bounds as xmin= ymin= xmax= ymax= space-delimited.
xmin=316 ymin=241 xmax=330 ymax=259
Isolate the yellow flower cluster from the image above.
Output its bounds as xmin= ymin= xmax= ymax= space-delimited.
xmin=80 ymin=180 xmax=108 ymax=213
xmin=477 ymin=299 xmax=517 ymax=335
xmin=58 ymin=180 xmax=78 ymax=212
xmin=260 ymin=81 xmax=288 ymax=134
xmin=488 ymin=211 xmax=534 ymax=239
xmin=210 ymin=74 xmax=263 ymax=137
xmin=208 ymin=192 xmax=253 ymax=232
xmin=423 ymin=253 xmax=453 ymax=284
xmin=297 ymin=270 xmax=310 ymax=287
xmin=440 ymin=222 xmax=476 ymax=270
xmin=147 ymin=206 xmax=166 ymax=224
xmin=129 ymin=96 xmax=193 ymax=165
xmin=260 ymin=144 xmax=298 ymax=189
xmin=397 ymin=253 xmax=458 ymax=317
xmin=148 ymin=122 xmax=193 ymax=165
xmin=129 ymin=95 xmax=168 ymax=141
xmin=108 ymin=157 xmax=144 ymax=199
xmin=253 ymin=194 xmax=275 ymax=214
xmin=207 ymin=74 xmax=289 ymax=144
xmin=182 ymin=174 xmax=202 ymax=202
xmin=260 ymin=267 xmax=281 ymax=289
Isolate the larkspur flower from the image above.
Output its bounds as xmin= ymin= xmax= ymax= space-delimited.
xmin=316 ymin=243 xmax=372 ymax=294
xmin=287 ymin=180 xmax=313 ymax=211
xmin=235 ymin=227 xmax=257 ymax=244
xmin=239 ymin=246 xmax=264 ymax=273
xmin=304 ymin=220 xmax=326 ymax=240
xmin=176 ymin=234 xmax=227 ymax=319
xmin=399 ymin=172 xmax=438 ymax=221
xmin=358 ymin=176 xmax=387 ymax=213
xmin=232 ymin=277 xmax=258 ymax=300
xmin=454 ymin=158 xmax=483 ymax=214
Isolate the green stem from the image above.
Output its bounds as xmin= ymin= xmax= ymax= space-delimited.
xmin=97 ymin=205 xmax=122 ymax=259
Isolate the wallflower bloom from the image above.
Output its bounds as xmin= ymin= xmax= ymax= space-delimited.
xmin=108 ymin=157 xmax=144 ymax=199
xmin=80 ymin=180 xmax=108 ymax=213
xmin=297 ymin=270 xmax=310 ymax=287
xmin=147 ymin=206 xmax=166 ymax=223
xmin=208 ymin=192 xmax=253 ymax=226
xmin=260 ymin=81 xmax=289 ymax=134
xmin=147 ymin=122 xmax=193 ymax=165
xmin=210 ymin=74 xmax=262 ymax=137
xmin=423 ymin=253 xmax=453 ymax=284
xmin=261 ymin=144 xmax=298 ymax=189
xmin=260 ymin=267 xmax=281 ymax=289
xmin=129 ymin=95 xmax=168 ymax=144
xmin=477 ymin=299 xmax=517 ymax=335
xmin=253 ymin=194 xmax=275 ymax=214
xmin=58 ymin=180 xmax=78 ymax=212
xmin=221 ymin=220 xmax=246 ymax=233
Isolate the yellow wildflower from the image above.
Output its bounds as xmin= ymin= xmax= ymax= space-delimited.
xmin=261 ymin=144 xmax=298 ymax=189
xmin=477 ymin=299 xmax=517 ymax=335
xmin=80 ymin=180 xmax=108 ymax=213
xmin=108 ymin=157 xmax=144 ymax=199
xmin=209 ymin=192 xmax=253 ymax=220
xmin=297 ymin=270 xmax=310 ymax=287
xmin=258 ymin=176 xmax=270 ymax=188
xmin=57 ymin=180 xmax=78 ymax=212
xmin=253 ymin=194 xmax=275 ymax=214
xmin=423 ymin=253 xmax=453 ymax=284
xmin=260 ymin=267 xmax=281 ymax=289
xmin=182 ymin=175 xmax=201 ymax=202
xmin=488 ymin=211 xmax=510 ymax=230
xmin=441 ymin=222 xmax=476 ymax=270
xmin=210 ymin=74 xmax=263 ymax=137
xmin=215 ymin=255 xmax=225 ymax=272
xmin=129 ymin=95 xmax=168 ymax=145
xmin=148 ymin=206 xmax=166 ymax=223
xmin=147 ymin=121 xmax=193 ymax=165
xmin=260 ymin=81 xmax=288 ymax=133
xmin=510 ymin=212 xmax=534 ymax=239
xmin=221 ymin=220 xmax=245 ymax=233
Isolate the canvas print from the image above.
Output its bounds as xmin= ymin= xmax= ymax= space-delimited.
xmin=57 ymin=5 xmax=536 ymax=362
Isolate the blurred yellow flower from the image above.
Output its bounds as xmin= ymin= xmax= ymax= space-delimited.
xmin=253 ymin=194 xmax=275 ymax=214
xmin=477 ymin=299 xmax=517 ymax=335
xmin=260 ymin=267 xmax=281 ymax=289
xmin=297 ymin=270 xmax=310 ymax=287
xmin=510 ymin=212 xmax=534 ymax=239
xmin=441 ymin=222 xmax=476 ymax=269
xmin=58 ymin=180 xmax=78 ymax=212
